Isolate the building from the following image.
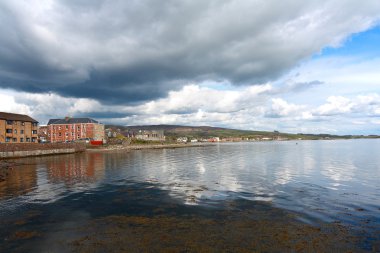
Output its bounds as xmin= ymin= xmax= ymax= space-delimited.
xmin=38 ymin=125 xmax=48 ymax=142
xmin=207 ymin=137 xmax=220 ymax=142
xmin=0 ymin=112 xmax=38 ymax=143
xmin=220 ymin=137 xmax=243 ymax=142
xmin=177 ymin=137 xmax=188 ymax=143
xmin=47 ymin=117 xmax=104 ymax=143
xmin=135 ymin=130 xmax=165 ymax=141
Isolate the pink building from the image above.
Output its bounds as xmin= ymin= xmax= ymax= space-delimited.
xmin=47 ymin=117 xmax=104 ymax=143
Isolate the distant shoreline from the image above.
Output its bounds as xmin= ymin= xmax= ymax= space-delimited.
xmin=2 ymin=138 xmax=378 ymax=159
xmin=86 ymin=142 xmax=216 ymax=152
xmin=87 ymin=138 xmax=380 ymax=152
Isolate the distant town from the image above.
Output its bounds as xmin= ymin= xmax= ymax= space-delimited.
xmin=1 ymin=111 xmax=380 ymax=146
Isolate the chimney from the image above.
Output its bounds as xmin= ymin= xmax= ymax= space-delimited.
xmin=65 ymin=116 xmax=70 ymax=122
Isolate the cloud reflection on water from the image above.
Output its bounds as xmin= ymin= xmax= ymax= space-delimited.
xmin=1 ymin=140 xmax=379 ymax=222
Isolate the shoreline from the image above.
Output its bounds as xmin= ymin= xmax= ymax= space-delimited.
xmin=87 ymin=142 xmax=215 ymax=152
xmin=2 ymin=138 xmax=377 ymax=159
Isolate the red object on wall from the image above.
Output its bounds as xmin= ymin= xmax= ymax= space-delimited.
xmin=90 ymin=140 xmax=103 ymax=146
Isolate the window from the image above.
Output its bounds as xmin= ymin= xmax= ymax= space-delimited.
xmin=6 ymin=129 xmax=12 ymax=133
xmin=58 ymin=126 xmax=61 ymax=130
xmin=66 ymin=125 xmax=69 ymax=130
xmin=32 ymin=130 xmax=37 ymax=134
xmin=22 ymin=122 xmax=25 ymax=126
xmin=58 ymin=133 xmax=62 ymax=137
xmin=32 ymin=123 xmax=38 ymax=127
xmin=77 ymin=134 xmax=80 ymax=138
xmin=14 ymin=129 xmax=17 ymax=134
xmin=71 ymin=132 xmax=74 ymax=136
xmin=5 ymin=137 xmax=10 ymax=142
xmin=77 ymin=126 xmax=80 ymax=130
xmin=48 ymin=133 xmax=50 ymax=137
xmin=6 ymin=120 xmax=13 ymax=125
xmin=20 ymin=138 xmax=24 ymax=142
xmin=21 ymin=130 xmax=24 ymax=134
xmin=32 ymin=137 xmax=37 ymax=143
xmin=65 ymin=132 xmax=68 ymax=137
xmin=26 ymin=138 xmax=30 ymax=142
xmin=12 ymin=138 xmax=17 ymax=142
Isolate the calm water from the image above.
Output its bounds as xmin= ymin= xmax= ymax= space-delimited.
xmin=1 ymin=139 xmax=380 ymax=251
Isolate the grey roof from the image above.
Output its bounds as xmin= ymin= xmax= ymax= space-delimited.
xmin=47 ymin=119 xmax=60 ymax=125
xmin=47 ymin=117 xmax=99 ymax=125
xmin=0 ymin=112 xmax=38 ymax=123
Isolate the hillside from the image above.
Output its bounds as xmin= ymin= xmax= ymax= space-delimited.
xmin=105 ymin=124 xmax=379 ymax=140
xmin=107 ymin=124 xmax=273 ymax=138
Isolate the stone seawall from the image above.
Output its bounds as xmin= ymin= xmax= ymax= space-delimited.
xmin=0 ymin=143 xmax=86 ymax=159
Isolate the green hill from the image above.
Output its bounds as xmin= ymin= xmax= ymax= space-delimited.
xmin=105 ymin=124 xmax=380 ymax=141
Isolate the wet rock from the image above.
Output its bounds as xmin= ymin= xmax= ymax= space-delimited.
xmin=10 ymin=231 xmax=40 ymax=240
xmin=70 ymin=210 xmax=367 ymax=253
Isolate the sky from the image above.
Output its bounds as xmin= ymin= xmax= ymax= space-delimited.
xmin=1 ymin=0 xmax=380 ymax=135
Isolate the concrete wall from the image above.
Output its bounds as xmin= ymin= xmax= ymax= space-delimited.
xmin=0 ymin=143 xmax=86 ymax=158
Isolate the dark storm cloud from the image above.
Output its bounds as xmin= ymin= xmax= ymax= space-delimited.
xmin=0 ymin=0 xmax=380 ymax=104
xmin=289 ymin=81 xmax=324 ymax=92
xmin=55 ymin=70 xmax=180 ymax=104
xmin=73 ymin=111 xmax=134 ymax=119
xmin=274 ymin=80 xmax=324 ymax=94
xmin=165 ymin=108 xmax=199 ymax=115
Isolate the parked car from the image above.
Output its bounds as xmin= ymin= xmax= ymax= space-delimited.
xmin=76 ymin=138 xmax=91 ymax=143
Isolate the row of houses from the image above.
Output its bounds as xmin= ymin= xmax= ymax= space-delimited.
xmin=177 ymin=137 xmax=220 ymax=143
xmin=1 ymin=111 xmax=167 ymax=144
xmin=176 ymin=136 xmax=288 ymax=143
xmin=105 ymin=128 xmax=166 ymax=142
xmin=1 ymin=112 xmax=104 ymax=144
xmin=2 ymin=111 xmax=288 ymax=145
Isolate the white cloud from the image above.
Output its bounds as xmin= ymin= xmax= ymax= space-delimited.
xmin=267 ymin=98 xmax=306 ymax=117
xmin=14 ymin=93 xmax=103 ymax=120
xmin=139 ymin=84 xmax=272 ymax=115
xmin=313 ymin=94 xmax=380 ymax=117
xmin=2 ymin=81 xmax=380 ymax=135
xmin=0 ymin=90 xmax=31 ymax=115
xmin=315 ymin=96 xmax=354 ymax=115
xmin=0 ymin=89 xmax=127 ymax=124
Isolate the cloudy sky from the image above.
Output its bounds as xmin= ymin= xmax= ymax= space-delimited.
xmin=1 ymin=0 xmax=380 ymax=134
